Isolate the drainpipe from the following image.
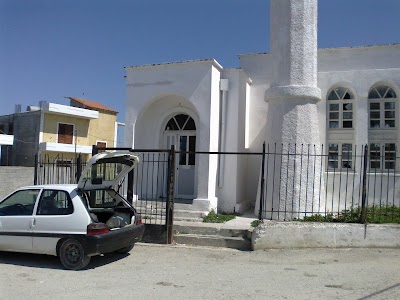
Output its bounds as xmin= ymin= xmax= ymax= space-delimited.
xmin=218 ymin=79 xmax=229 ymax=187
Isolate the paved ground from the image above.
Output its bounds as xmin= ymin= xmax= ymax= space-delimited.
xmin=1 ymin=244 xmax=399 ymax=300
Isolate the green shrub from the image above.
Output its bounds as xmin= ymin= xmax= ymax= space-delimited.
xmin=298 ymin=205 xmax=400 ymax=224
xmin=251 ymin=220 xmax=262 ymax=227
xmin=202 ymin=210 xmax=237 ymax=223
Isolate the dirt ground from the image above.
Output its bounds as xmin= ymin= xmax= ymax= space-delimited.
xmin=1 ymin=244 xmax=399 ymax=300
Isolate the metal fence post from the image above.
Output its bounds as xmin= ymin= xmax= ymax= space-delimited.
xmin=127 ymin=170 xmax=134 ymax=205
xmin=166 ymin=144 xmax=175 ymax=244
xmin=259 ymin=142 xmax=266 ymax=220
xmin=359 ymin=145 xmax=369 ymax=223
xmin=91 ymin=145 xmax=98 ymax=156
xmin=76 ymin=154 xmax=82 ymax=183
xmin=34 ymin=153 xmax=38 ymax=185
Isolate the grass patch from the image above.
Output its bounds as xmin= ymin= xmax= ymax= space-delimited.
xmin=251 ymin=220 xmax=262 ymax=227
xmin=298 ymin=205 xmax=400 ymax=224
xmin=202 ymin=210 xmax=238 ymax=223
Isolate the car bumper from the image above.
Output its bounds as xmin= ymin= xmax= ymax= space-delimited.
xmin=84 ymin=224 xmax=145 ymax=256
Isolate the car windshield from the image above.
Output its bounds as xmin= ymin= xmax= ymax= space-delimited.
xmin=0 ymin=189 xmax=40 ymax=216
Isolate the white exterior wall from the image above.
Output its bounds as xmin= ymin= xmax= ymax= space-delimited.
xmin=238 ymin=44 xmax=400 ymax=217
xmin=217 ymin=69 xmax=250 ymax=212
xmin=124 ymin=40 xmax=399 ymax=216
xmin=124 ymin=60 xmax=222 ymax=211
xmin=317 ymin=45 xmax=400 ymax=148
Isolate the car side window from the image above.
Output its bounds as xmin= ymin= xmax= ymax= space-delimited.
xmin=37 ymin=190 xmax=74 ymax=215
xmin=0 ymin=189 xmax=40 ymax=216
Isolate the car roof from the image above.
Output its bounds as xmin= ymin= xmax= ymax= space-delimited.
xmin=20 ymin=184 xmax=78 ymax=192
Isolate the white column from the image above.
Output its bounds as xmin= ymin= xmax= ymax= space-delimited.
xmin=260 ymin=0 xmax=324 ymax=219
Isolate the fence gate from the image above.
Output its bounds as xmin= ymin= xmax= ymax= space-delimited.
xmin=92 ymin=146 xmax=176 ymax=244
xmin=35 ymin=147 xmax=176 ymax=244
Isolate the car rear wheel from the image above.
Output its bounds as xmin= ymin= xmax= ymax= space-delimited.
xmin=59 ymin=239 xmax=91 ymax=270
xmin=115 ymin=244 xmax=135 ymax=254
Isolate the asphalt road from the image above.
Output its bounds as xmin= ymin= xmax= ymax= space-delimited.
xmin=1 ymin=244 xmax=399 ymax=300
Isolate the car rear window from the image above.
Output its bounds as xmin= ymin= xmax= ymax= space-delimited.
xmin=37 ymin=190 xmax=74 ymax=215
xmin=87 ymin=190 xmax=115 ymax=209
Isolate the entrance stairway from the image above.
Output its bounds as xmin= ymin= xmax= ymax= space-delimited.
xmin=173 ymin=203 xmax=256 ymax=251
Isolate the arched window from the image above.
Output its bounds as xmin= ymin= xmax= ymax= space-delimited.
xmin=326 ymin=87 xmax=355 ymax=170
xmin=368 ymin=85 xmax=398 ymax=171
xmin=164 ymin=114 xmax=196 ymax=166
xmin=368 ymin=85 xmax=396 ymax=129
xmin=165 ymin=114 xmax=196 ymax=131
xmin=327 ymin=87 xmax=354 ymax=129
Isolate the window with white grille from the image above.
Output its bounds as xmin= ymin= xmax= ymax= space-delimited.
xmin=368 ymin=86 xmax=396 ymax=129
xmin=327 ymin=87 xmax=354 ymax=129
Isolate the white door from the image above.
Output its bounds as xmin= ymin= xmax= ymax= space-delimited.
xmin=163 ymin=114 xmax=197 ymax=199
xmin=32 ymin=189 xmax=87 ymax=255
xmin=0 ymin=189 xmax=40 ymax=252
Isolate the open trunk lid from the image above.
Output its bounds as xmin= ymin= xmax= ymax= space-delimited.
xmin=78 ymin=152 xmax=139 ymax=191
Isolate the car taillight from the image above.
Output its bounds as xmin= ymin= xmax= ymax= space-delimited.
xmin=136 ymin=215 xmax=142 ymax=225
xmin=87 ymin=223 xmax=109 ymax=235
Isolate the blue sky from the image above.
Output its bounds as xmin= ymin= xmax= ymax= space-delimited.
xmin=1 ymin=0 xmax=399 ymax=123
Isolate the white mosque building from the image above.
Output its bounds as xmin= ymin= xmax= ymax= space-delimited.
xmin=123 ymin=0 xmax=400 ymax=217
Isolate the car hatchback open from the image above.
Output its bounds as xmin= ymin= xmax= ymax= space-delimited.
xmin=0 ymin=152 xmax=145 ymax=270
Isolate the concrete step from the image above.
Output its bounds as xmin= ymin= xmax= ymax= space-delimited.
xmin=134 ymin=201 xmax=193 ymax=211
xmin=174 ymin=233 xmax=251 ymax=251
xmin=174 ymin=221 xmax=251 ymax=239
xmin=137 ymin=208 xmax=204 ymax=223
xmin=173 ymin=220 xmax=253 ymax=250
xmin=173 ymin=210 xmax=204 ymax=219
xmin=173 ymin=216 xmax=203 ymax=222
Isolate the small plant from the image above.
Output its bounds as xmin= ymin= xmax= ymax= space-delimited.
xmin=202 ymin=210 xmax=237 ymax=223
xmin=251 ymin=220 xmax=262 ymax=227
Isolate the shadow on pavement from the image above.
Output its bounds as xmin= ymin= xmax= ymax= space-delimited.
xmin=0 ymin=251 xmax=130 ymax=271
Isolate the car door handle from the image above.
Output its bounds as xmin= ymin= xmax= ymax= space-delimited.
xmin=30 ymin=219 xmax=36 ymax=228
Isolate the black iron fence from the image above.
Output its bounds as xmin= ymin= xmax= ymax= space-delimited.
xmin=35 ymin=148 xmax=176 ymax=244
xmin=34 ymin=153 xmax=85 ymax=185
xmin=34 ymin=142 xmax=399 ymax=226
xmin=91 ymin=146 xmax=176 ymax=244
xmin=258 ymin=143 xmax=400 ymax=223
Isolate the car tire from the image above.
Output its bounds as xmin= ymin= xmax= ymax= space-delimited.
xmin=115 ymin=244 xmax=135 ymax=254
xmin=59 ymin=239 xmax=91 ymax=270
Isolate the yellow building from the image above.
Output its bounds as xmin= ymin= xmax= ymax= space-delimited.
xmin=39 ymin=97 xmax=119 ymax=163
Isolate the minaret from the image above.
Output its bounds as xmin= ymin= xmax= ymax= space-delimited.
xmin=262 ymin=0 xmax=324 ymax=219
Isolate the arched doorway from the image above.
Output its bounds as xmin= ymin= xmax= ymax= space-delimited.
xmin=163 ymin=113 xmax=196 ymax=199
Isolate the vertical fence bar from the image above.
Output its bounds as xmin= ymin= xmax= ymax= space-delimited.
xmin=166 ymin=145 xmax=175 ymax=244
xmin=91 ymin=145 xmax=98 ymax=156
xmin=291 ymin=144 xmax=296 ymax=217
xmin=127 ymin=170 xmax=134 ymax=205
xmin=277 ymin=143 xmax=284 ymax=220
xmin=360 ymin=144 xmax=368 ymax=223
xmin=265 ymin=143 xmax=270 ymax=219
xmin=305 ymin=144 xmax=310 ymax=217
xmin=298 ymin=144 xmax=303 ymax=219
xmin=318 ymin=144 xmax=323 ymax=215
xmin=76 ymin=154 xmax=82 ymax=182
xmin=351 ymin=145 xmax=357 ymax=211
xmin=392 ymin=148 xmax=397 ymax=221
xmin=258 ymin=142 xmax=266 ymax=221
xmin=271 ymin=143 xmax=277 ymax=219
xmin=34 ymin=153 xmax=38 ymax=185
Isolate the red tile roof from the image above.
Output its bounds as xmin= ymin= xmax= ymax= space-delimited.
xmin=67 ymin=97 xmax=118 ymax=114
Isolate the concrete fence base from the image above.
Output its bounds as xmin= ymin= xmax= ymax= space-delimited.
xmin=252 ymin=222 xmax=400 ymax=250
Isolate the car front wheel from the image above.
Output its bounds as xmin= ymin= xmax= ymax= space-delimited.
xmin=59 ymin=239 xmax=91 ymax=270
xmin=115 ymin=244 xmax=135 ymax=254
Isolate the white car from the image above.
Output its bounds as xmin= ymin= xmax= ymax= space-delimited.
xmin=0 ymin=152 xmax=145 ymax=270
